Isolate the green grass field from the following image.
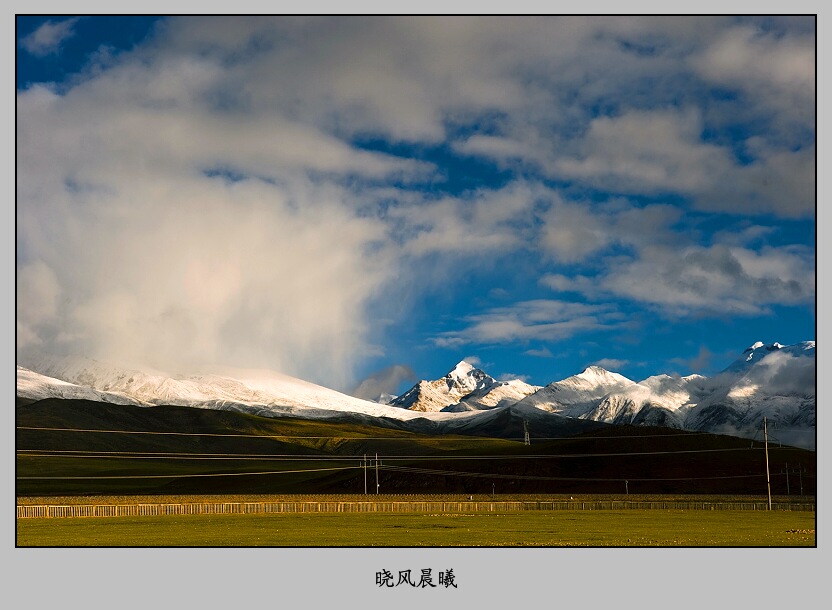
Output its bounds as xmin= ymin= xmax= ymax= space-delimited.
xmin=17 ymin=508 xmax=816 ymax=547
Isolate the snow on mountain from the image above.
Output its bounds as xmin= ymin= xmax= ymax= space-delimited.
xmin=685 ymin=341 xmax=816 ymax=445
xmin=514 ymin=366 xmax=636 ymax=418
xmin=441 ymin=378 xmax=541 ymax=412
xmin=389 ymin=360 xmax=499 ymax=412
xmin=722 ymin=340 xmax=814 ymax=373
xmin=576 ymin=341 xmax=816 ymax=448
xmin=15 ymin=340 xmax=815 ymax=449
xmin=14 ymin=353 xmax=474 ymax=423
xmin=16 ymin=366 xmax=147 ymax=406
xmin=505 ymin=343 xmax=815 ymax=448
xmin=580 ymin=373 xmax=712 ymax=428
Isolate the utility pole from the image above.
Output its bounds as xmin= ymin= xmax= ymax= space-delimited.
xmin=364 ymin=454 xmax=367 ymax=495
xmin=764 ymin=417 xmax=772 ymax=510
xmin=375 ymin=452 xmax=379 ymax=495
xmin=799 ymin=463 xmax=804 ymax=496
xmin=523 ymin=420 xmax=530 ymax=446
xmin=625 ymin=480 xmax=629 ymax=495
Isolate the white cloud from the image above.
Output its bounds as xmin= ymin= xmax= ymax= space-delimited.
xmin=601 ymin=244 xmax=814 ymax=316
xmin=524 ymin=348 xmax=553 ymax=358
xmin=539 ymin=196 xmax=683 ymax=263
xmin=16 ymin=261 xmax=61 ymax=349
xmin=554 ymin=109 xmax=729 ymax=194
xmin=391 ymin=181 xmax=540 ymax=258
xmin=539 ymin=213 xmax=815 ymax=318
xmin=432 ymin=300 xmax=624 ymax=346
xmin=15 ymin=16 xmax=815 ymax=386
xmin=20 ymin=18 xmax=81 ymax=57
xmin=16 ymin=153 xmax=397 ymax=388
xmin=548 ymin=108 xmax=813 ymax=217
xmin=496 ymin=373 xmax=532 ymax=383
xmin=591 ymin=358 xmax=629 ymax=371
xmin=691 ymin=23 xmax=814 ymax=119
xmin=743 ymin=349 xmax=816 ymax=396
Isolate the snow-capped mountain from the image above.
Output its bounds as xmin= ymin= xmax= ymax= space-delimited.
xmin=443 ymin=378 xmax=542 ymax=412
xmin=389 ymin=360 xmax=498 ymax=412
xmin=684 ymin=341 xmax=816 ymax=448
xmin=14 ymin=353 xmax=472 ymax=423
xmin=16 ymin=366 xmax=148 ymax=406
xmin=575 ymin=373 xmax=712 ymax=429
xmin=721 ymin=340 xmax=813 ymax=373
xmin=15 ymin=340 xmax=816 ymax=449
xmin=388 ymin=360 xmax=541 ymax=412
xmin=514 ymin=366 xmax=636 ymax=418
xmin=528 ymin=341 xmax=815 ymax=448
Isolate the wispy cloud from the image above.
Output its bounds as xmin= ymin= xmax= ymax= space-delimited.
xmin=691 ymin=23 xmax=815 ymax=132
xmin=524 ymin=348 xmax=554 ymax=358
xmin=542 ymin=240 xmax=814 ymax=317
xmin=432 ymin=300 xmax=624 ymax=347
xmin=496 ymin=373 xmax=532 ymax=383
xmin=601 ymin=244 xmax=814 ymax=316
xmin=391 ymin=181 xmax=540 ymax=258
xmin=20 ymin=18 xmax=81 ymax=57
xmin=591 ymin=358 xmax=629 ymax=371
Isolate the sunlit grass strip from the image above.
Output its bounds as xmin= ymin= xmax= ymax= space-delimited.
xmin=16 ymin=510 xmax=817 ymax=547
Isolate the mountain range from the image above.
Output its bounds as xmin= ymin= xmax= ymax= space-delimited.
xmin=16 ymin=340 xmax=816 ymax=449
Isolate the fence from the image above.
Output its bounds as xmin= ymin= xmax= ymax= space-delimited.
xmin=16 ymin=499 xmax=816 ymax=519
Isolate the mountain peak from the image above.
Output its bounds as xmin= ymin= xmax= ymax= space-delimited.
xmin=577 ymin=366 xmax=629 ymax=384
xmin=547 ymin=365 xmax=634 ymax=392
xmin=447 ymin=360 xmax=476 ymax=377
xmin=744 ymin=341 xmax=765 ymax=353
xmin=582 ymin=365 xmax=611 ymax=375
xmin=725 ymin=340 xmax=812 ymax=374
xmin=743 ymin=341 xmax=784 ymax=355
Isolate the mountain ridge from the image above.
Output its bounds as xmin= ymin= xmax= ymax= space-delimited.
xmin=16 ymin=340 xmax=816 ymax=449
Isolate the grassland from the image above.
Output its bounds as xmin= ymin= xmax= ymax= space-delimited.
xmin=16 ymin=399 xmax=817 ymax=497
xmin=16 ymin=398 xmax=817 ymax=548
xmin=16 ymin=508 xmax=816 ymax=547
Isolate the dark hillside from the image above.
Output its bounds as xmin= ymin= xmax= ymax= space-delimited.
xmin=16 ymin=398 xmax=816 ymax=497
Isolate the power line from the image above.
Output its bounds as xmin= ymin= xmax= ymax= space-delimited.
xmin=17 ymin=461 xmax=775 ymax=484
xmin=17 ymin=465 xmax=361 ymax=480
xmin=16 ymin=426 xmax=421 ymax=440
xmin=17 ymin=425 xmax=751 ymax=442
xmin=17 ymin=446 xmax=765 ymax=460
xmin=379 ymin=463 xmax=768 ymax=483
xmin=16 ymin=452 xmax=361 ymax=462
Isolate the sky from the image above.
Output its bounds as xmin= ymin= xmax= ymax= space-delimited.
xmin=15 ymin=15 xmax=816 ymax=397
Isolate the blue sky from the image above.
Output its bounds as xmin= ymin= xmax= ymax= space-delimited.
xmin=16 ymin=16 xmax=816 ymax=396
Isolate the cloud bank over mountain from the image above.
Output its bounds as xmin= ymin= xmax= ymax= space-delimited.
xmin=17 ymin=16 xmax=815 ymax=390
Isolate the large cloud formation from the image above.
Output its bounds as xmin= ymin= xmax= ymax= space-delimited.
xmin=17 ymin=16 xmax=815 ymax=388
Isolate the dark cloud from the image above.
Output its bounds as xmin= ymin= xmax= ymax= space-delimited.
xmin=350 ymin=365 xmax=417 ymax=401
xmin=686 ymin=346 xmax=713 ymax=374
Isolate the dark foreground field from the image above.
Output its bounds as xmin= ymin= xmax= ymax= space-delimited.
xmin=16 ymin=399 xmax=817 ymax=497
xmin=17 ymin=506 xmax=816 ymax=547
